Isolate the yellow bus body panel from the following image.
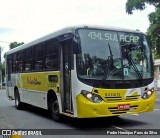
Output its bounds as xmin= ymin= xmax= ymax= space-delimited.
xmin=76 ymin=89 xmax=155 ymax=118
xmin=16 ymin=72 xmax=60 ymax=93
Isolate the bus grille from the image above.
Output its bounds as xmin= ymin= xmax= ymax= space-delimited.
xmin=108 ymin=105 xmax=138 ymax=114
xmin=105 ymin=96 xmax=122 ymax=101
xmin=105 ymin=95 xmax=140 ymax=102
xmin=125 ymin=95 xmax=140 ymax=100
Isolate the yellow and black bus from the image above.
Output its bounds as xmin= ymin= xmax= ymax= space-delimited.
xmin=6 ymin=25 xmax=155 ymax=121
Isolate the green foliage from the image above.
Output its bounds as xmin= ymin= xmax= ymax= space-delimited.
xmin=126 ymin=0 xmax=160 ymax=58
xmin=147 ymin=6 xmax=160 ymax=59
xmin=9 ymin=41 xmax=24 ymax=50
xmin=3 ymin=41 xmax=24 ymax=59
xmin=126 ymin=0 xmax=146 ymax=14
xmin=126 ymin=0 xmax=159 ymax=14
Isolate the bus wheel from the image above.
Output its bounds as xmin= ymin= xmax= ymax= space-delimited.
xmin=50 ymin=99 xmax=62 ymax=122
xmin=14 ymin=89 xmax=23 ymax=110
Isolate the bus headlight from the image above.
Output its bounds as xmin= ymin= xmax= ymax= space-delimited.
xmin=81 ymin=90 xmax=103 ymax=103
xmin=142 ymin=88 xmax=154 ymax=100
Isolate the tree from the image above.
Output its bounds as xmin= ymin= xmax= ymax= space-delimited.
xmin=126 ymin=0 xmax=160 ymax=58
xmin=126 ymin=0 xmax=159 ymax=14
xmin=9 ymin=41 xmax=24 ymax=49
xmin=3 ymin=41 xmax=24 ymax=59
xmin=147 ymin=7 xmax=160 ymax=58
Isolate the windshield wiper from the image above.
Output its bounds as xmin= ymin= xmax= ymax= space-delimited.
xmin=102 ymin=43 xmax=113 ymax=81
xmin=128 ymin=57 xmax=143 ymax=80
xmin=122 ymin=43 xmax=143 ymax=80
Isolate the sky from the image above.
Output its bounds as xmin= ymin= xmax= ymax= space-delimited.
xmin=0 ymin=0 xmax=155 ymax=60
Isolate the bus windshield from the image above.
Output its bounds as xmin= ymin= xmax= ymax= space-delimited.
xmin=77 ymin=29 xmax=153 ymax=80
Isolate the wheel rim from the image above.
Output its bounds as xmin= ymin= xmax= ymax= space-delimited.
xmin=52 ymin=101 xmax=59 ymax=114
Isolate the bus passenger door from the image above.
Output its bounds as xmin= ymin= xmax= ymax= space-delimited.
xmin=61 ymin=40 xmax=73 ymax=113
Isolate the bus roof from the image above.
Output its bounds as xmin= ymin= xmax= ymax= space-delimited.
xmin=6 ymin=25 xmax=144 ymax=55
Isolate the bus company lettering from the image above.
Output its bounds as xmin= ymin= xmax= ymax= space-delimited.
xmin=105 ymin=93 xmax=120 ymax=97
xmin=27 ymin=77 xmax=41 ymax=85
xmin=88 ymin=31 xmax=139 ymax=43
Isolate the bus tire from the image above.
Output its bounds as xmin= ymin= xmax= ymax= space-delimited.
xmin=14 ymin=89 xmax=23 ymax=110
xmin=50 ymin=99 xmax=62 ymax=122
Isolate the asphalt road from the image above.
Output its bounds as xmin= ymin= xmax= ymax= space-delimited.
xmin=0 ymin=89 xmax=160 ymax=138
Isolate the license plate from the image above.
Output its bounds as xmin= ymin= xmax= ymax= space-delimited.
xmin=118 ymin=104 xmax=130 ymax=110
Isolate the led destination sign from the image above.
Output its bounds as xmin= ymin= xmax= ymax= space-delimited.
xmin=88 ymin=31 xmax=140 ymax=43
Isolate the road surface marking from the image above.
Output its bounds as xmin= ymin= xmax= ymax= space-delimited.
xmin=129 ymin=114 xmax=139 ymax=116
xmin=112 ymin=125 xmax=127 ymax=131
xmin=112 ymin=125 xmax=142 ymax=136
xmin=154 ymin=109 xmax=160 ymax=111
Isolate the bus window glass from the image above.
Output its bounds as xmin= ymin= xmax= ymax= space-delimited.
xmin=34 ymin=44 xmax=43 ymax=71
xmin=77 ymin=29 xmax=152 ymax=80
xmin=12 ymin=53 xmax=17 ymax=72
xmin=77 ymin=29 xmax=121 ymax=80
xmin=119 ymin=32 xmax=152 ymax=79
xmin=17 ymin=51 xmax=24 ymax=72
xmin=24 ymin=48 xmax=32 ymax=72
xmin=44 ymin=39 xmax=59 ymax=70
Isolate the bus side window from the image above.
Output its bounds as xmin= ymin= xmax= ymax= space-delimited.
xmin=24 ymin=48 xmax=32 ymax=72
xmin=24 ymin=61 xmax=32 ymax=71
xmin=17 ymin=61 xmax=23 ymax=72
xmin=16 ymin=51 xmax=24 ymax=72
xmin=44 ymin=38 xmax=59 ymax=70
xmin=34 ymin=60 xmax=43 ymax=70
xmin=45 ymin=58 xmax=52 ymax=69
xmin=45 ymin=57 xmax=57 ymax=70
xmin=33 ymin=43 xmax=43 ymax=71
xmin=12 ymin=53 xmax=17 ymax=72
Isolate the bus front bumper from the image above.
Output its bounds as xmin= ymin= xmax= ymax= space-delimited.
xmin=76 ymin=93 xmax=155 ymax=118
